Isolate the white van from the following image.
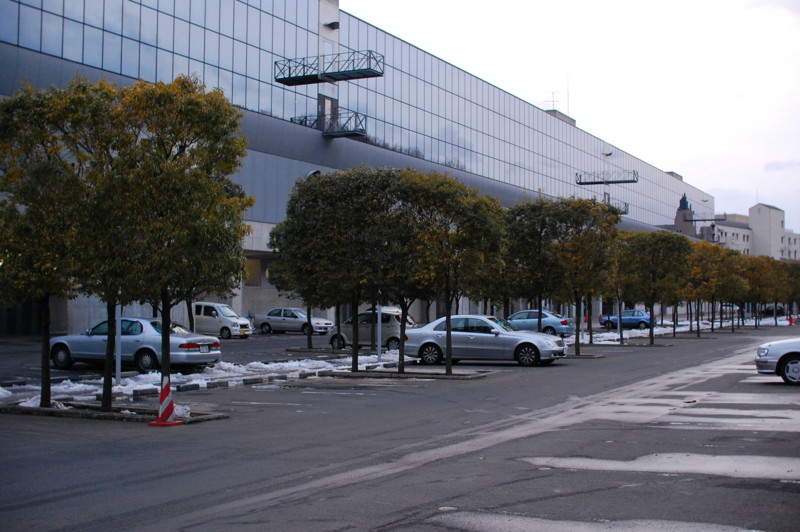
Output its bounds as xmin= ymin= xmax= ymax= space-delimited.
xmin=193 ymin=302 xmax=253 ymax=339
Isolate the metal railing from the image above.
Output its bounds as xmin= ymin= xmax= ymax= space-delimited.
xmin=275 ymin=50 xmax=384 ymax=85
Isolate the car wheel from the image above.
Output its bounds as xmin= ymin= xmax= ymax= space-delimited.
xmin=516 ymin=344 xmax=540 ymax=366
xmin=220 ymin=327 xmax=232 ymax=339
xmin=51 ymin=345 xmax=73 ymax=370
xmin=260 ymin=323 xmax=272 ymax=334
xmin=301 ymin=323 xmax=310 ymax=335
xmin=419 ymin=344 xmax=443 ymax=365
xmin=638 ymin=321 xmax=647 ymax=330
xmin=330 ymin=335 xmax=345 ymax=350
xmin=386 ymin=337 xmax=400 ymax=351
xmin=779 ymin=355 xmax=800 ymax=385
xmin=604 ymin=321 xmax=614 ymax=330
xmin=542 ymin=326 xmax=556 ymax=335
xmin=135 ymin=350 xmax=159 ymax=373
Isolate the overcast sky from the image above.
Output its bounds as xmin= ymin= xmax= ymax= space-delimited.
xmin=339 ymin=0 xmax=800 ymax=232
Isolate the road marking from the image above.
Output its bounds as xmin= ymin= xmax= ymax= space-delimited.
xmin=428 ymin=511 xmax=762 ymax=531
xmin=519 ymin=453 xmax=800 ymax=480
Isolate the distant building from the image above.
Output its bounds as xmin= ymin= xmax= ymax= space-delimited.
xmin=712 ymin=204 xmax=799 ymax=261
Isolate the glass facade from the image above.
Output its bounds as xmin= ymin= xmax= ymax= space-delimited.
xmin=0 ymin=0 xmax=714 ymax=227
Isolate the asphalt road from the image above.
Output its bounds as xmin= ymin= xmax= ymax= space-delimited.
xmin=1 ymin=327 xmax=799 ymax=531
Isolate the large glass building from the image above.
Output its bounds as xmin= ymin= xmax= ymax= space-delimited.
xmin=0 ymin=0 xmax=714 ymax=333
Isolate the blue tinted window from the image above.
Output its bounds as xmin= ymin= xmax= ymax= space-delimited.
xmin=104 ymin=0 xmax=122 ymax=34
xmin=174 ymin=18 xmax=188 ymax=55
xmin=121 ymin=37 xmax=139 ymax=77
xmin=103 ymin=30 xmax=121 ymax=72
xmin=19 ymin=5 xmax=40 ymax=50
xmin=83 ymin=25 xmax=102 ymax=67
xmin=62 ymin=19 xmax=82 ymax=61
xmin=140 ymin=42 xmax=156 ymax=80
xmin=122 ymin=1 xmax=139 ymax=39
xmin=41 ymin=11 xmax=62 ymax=56
xmin=0 ymin=1 xmax=18 ymax=45
xmin=84 ymin=0 xmax=103 ymax=27
xmin=140 ymin=6 xmax=156 ymax=45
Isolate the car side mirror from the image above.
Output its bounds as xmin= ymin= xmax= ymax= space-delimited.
xmin=211 ymin=311 xmax=218 ymax=318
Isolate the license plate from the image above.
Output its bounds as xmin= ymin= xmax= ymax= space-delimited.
xmin=200 ymin=345 xmax=209 ymax=353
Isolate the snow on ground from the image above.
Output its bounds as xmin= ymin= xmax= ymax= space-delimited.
xmin=1 ymin=317 xmax=795 ymax=407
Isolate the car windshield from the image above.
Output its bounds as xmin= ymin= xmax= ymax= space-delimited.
xmin=487 ymin=316 xmax=515 ymax=332
xmin=218 ymin=305 xmax=238 ymax=318
xmin=290 ymin=308 xmax=308 ymax=318
xmin=150 ymin=321 xmax=191 ymax=334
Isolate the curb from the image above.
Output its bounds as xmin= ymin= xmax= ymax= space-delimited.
xmin=0 ymin=402 xmax=228 ymax=423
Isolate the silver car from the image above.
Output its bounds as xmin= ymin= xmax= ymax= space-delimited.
xmin=755 ymin=337 xmax=800 ymax=385
xmin=404 ymin=314 xmax=568 ymax=366
xmin=507 ymin=309 xmax=575 ymax=336
xmin=328 ymin=307 xmax=416 ymax=351
xmin=50 ymin=318 xmax=222 ymax=373
xmin=253 ymin=307 xmax=333 ymax=335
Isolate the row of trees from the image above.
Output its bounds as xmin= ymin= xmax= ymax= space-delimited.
xmin=0 ymin=75 xmax=254 ymax=409
xmin=270 ymin=168 xmax=800 ymax=369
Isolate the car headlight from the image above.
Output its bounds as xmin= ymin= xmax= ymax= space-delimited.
xmin=542 ymin=339 xmax=557 ymax=349
xmin=757 ymin=347 xmax=769 ymax=357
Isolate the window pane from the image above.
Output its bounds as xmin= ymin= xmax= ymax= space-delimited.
xmin=204 ymin=28 xmax=218 ymax=64
xmin=103 ymin=31 xmax=121 ymax=72
xmin=156 ymin=48 xmax=172 ymax=82
xmin=83 ymin=25 xmax=102 ymax=67
xmin=140 ymin=42 xmax=156 ymax=81
xmin=0 ymin=1 xmax=19 ymax=45
xmin=62 ymin=18 xmax=82 ymax=61
xmin=122 ymin=0 xmax=139 ymax=39
xmin=173 ymin=53 xmax=187 ymax=77
xmin=158 ymin=12 xmax=173 ymax=49
xmin=121 ymin=37 xmax=138 ymax=77
xmin=140 ymin=6 xmax=156 ymax=45
xmin=19 ymin=5 xmax=41 ymax=50
xmin=104 ymin=0 xmax=122 ymax=34
xmin=84 ymin=0 xmax=103 ymax=27
xmin=189 ymin=22 xmax=202 ymax=59
xmin=41 ymin=11 xmax=62 ymax=56
xmin=174 ymin=18 xmax=188 ymax=56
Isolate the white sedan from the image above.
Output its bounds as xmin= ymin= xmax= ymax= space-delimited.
xmin=50 ymin=317 xmax=222 ymax=373
xmin=404 ymin=314 xmax=568 ymax=366
xmin=755 ymin=337 xmax=800 ymax=385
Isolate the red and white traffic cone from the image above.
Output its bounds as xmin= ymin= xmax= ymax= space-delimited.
xmin=149 ymin=374 xmax=183 ymax=427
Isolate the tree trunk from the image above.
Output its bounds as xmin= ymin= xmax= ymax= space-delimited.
xmin=306 ymin=305 xmax=313 ymax=349
xmin=573 ymin=295 xmax=582 ymax=357
xmin=350 ymin=299 xmax=359 ymax=372
xmin=101 ymin=300 xmax=116 ymax=412
xmin=38 ymin=295 xmax=51 ymax=408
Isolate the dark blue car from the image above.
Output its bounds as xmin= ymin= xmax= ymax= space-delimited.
xmin=599 ymin=309 xmax=651 ymax=330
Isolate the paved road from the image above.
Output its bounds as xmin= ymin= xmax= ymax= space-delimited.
xmin=1 ymin=327 xmax=798 ymax=531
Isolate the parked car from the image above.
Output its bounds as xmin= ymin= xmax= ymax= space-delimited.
xmin=755 ymin=337 xmax=800 ymax=385
xmin=760 ymin=305 xmax=785 ymax=317
xmin=193 ymin=301 xmax=253 ymax=339
xmin=599 ymin=309 xmax=651 ymax=330
xmin=328 ymin=307 xmax=416 ymax=351
xmin=254 ymin=307 xmax=333 ymax=335
xmin=50 ymin=318 xmax=222 ymax=373
xmin=404 ymin=314 xmax=567 ymax=366
xmin=507 ymin=309 xmax=575 ymax=336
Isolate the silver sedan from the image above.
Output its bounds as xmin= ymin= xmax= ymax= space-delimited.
xmin=755 ymin=337 xmax=800 ymax=385
xmin=404 ymin=314 xmax=568 ymax=366
xmin=49 ymin=317 xmax=222 ymax=373
xmin=253 ymin=307 xmax=333 ymax=335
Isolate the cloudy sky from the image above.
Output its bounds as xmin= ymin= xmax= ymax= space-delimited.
xmin=339 ymin=0 xmax=800 ymax=231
